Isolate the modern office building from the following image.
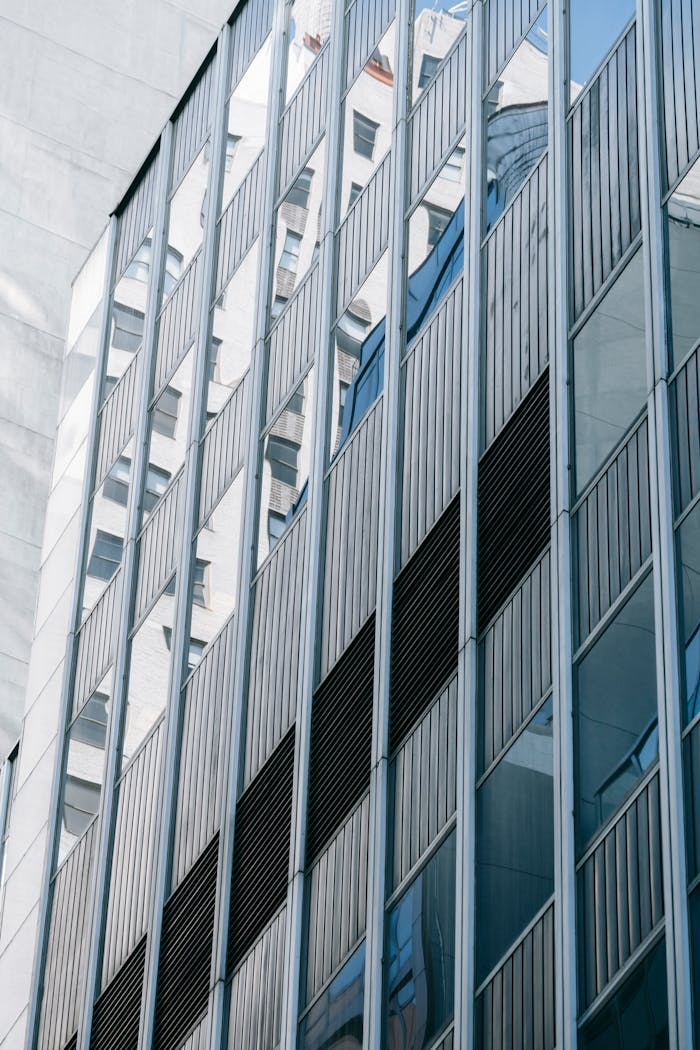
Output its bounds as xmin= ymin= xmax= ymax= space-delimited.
xmin=2 ymin=0 xmax=700 ymax=1047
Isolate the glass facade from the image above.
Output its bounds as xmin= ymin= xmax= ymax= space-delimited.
xmin=10 ymin=2 xmax=700 ymax=1050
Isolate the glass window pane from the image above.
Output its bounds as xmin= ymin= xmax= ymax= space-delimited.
xmin=164 ymin=143 xmax=209 ymax=299
xmin=484 ymin=10 xmax=549 ymax=233
xmin=81 ymin=437 xmax=134 ymax=616
xmin=286 ymin=0 xmax=330 ymax=101
xmin=574 ymin=574 xmax=658 ymax=852
xmin=569 ymin=0 xmax=635 ymax=104
xmin=338 ymin=25 xmax=395 ymax=224
xmin=475 ymin=700 xmax=554 ymax=982
xmin=330 ymin=253 xmax=388 ymax=457
xmin=666 ymin=159 xmax=700 ymax=370
xmin=572 ymin=251 xmax=647 ymax=493
xmin=690 ymin=886 xmax=700 ymax=1044
xmin=143 ymin=347 xmax=195 ymax=526
xmin=410 ymin=0 xmax=466 ymax=105
xmin=104 ymin=240 xmax=151 ymax=387
xmin=271 ymin=139 xmax=326 ymax=318
xmin=60 ymin=671 xmax=112 ymax=862
xmin=123 ymin=585 xmax=176 ymax=768
xmin=299 ymin=942 xmax=365 ymax=1050
xmin=578 ymin=937 xmax=668 ymax=1050
xmin=221 ymin=37 xmax=271 ymax=213
xmin=677 ymin=501 xmax=700 ymax=724
xmin=385 ymin=830 xmax=456 ymax=1050
xmin=257 ymin=370 xmax=314 ymax=565
xmin=406 ymin=139 xmax=465 ymax=343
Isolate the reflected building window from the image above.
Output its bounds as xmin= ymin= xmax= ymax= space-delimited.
xmin=385 ymin=830 xmax=456 ymax=1050
xmin=111 ymin=303 xmax=144 ymax=353
xmin=279 ymin=230 xmax=302 ymax=273
xmin=572 ymin=250 xmax=647 ymax=493
xmin=665 ymin=157 xmax=700 ymax=370
xmin=87 ymin=530 xmax=122 ymax=582
xmin=484 ymin=9 xmax=548 ymax=233
xmin=152 ymin=385 xmax=181 ymax=439
xmin=191 ymin=559 xmax=209 ymax=608
xmin=71 ymin=693 xmax=109 ymax=749
xmin=417 ymin=53 xmax=440 ymax=89
xmin=574 ymin=574 xmax=658 ymax=852
xmin=267 ymin=435 xmax=299 ymax=487
xmin=271 ymin=295 xmax=288 ymax=320
xmin=353 ymin=110 xmax=379 ymax=160
xmin=348 ymin=182 xmax=363 ymax=209
xmin=443 ymin=146 xmax=465 ymax=182
xmin=476 ymin=700 xmax=554 ymax=982
xmin=103 ymin=456 xmax=131 ymax=506
xmin=410 ymin=0 xmax=466 ymax=103
xmin=425 ymin=203 xmax=452 ymax=246
xmin=286 ymin=167 xmax=313 ymax=209
xmin=299 ymin=943 xmax=365 ymax=1049
xmin=63 ymin=774 xmax=100 ymax=837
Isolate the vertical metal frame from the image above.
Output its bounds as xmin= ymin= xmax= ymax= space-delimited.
xmin=637 ymin=0 xmax=694 ymax=1043
xmin=455 ymin=4 xmax=480 ymax=1049
xmin=278 ymin=0 xmax=352 ymax=1039
xmin=25 ymin=216 xmax=118 ymax=1050
xmin=136 ymin=30 xmax=230 ymax=1050
xmin=361 ymin=0 xmax=410 ymax=1041
xmin=76 ymin=123 xmax=174 ymax=1050
xmin=549 ymin=1 xmax=578 ymax=1047
xmin=206 ymin=0 xmax=290 ymax=1044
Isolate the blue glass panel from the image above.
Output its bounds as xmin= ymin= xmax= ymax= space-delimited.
xmin=579 ymin=938 xmax=668 ymax=1050
xmin=299 ymin=943 xmax=365 ymax=1050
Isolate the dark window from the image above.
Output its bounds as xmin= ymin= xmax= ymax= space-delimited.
xmin=163 ymin=625 xmax=206 ymax=673
xmin=87 ymin=530 xmax=122 ymax=581
xmin=287 ymin=386 xmax=305 ymax=415
xmin=266 ymin=435 xmax=299 ymax=488
xmin=299 ymin=942 xmax=365 ymax=1049
xmin=268 ymin=510 xmax=286 ymax=550
xmin=353 ymin=111 xmax=379 ymax=160
xmin=338 ymin=380 xmax=349 ymax=429
xmin=111 ymin=303 xmax=144 ymax=353
xmin=192 ymin=559 xmax=209 ymax=607
xmin=475 ymin=699 xmax=554 ymax=982
xmin=152 ymin=386 xmax=181 ymax=439
xmin=574 ymin=574 xmax=658 ymax=853
xmin=207 ymin=336 xmax=222 ymax=383
xmin=286 ymin=167 xmax=314 ymax=209
xmin=425 ymin=203 xmax=452 ymax=247
xmin=579 ymin=937 xmax=668 ymax=1050
xmin=348 ymin=182 xmax=363 ymax=209
xmin=418 ymin=53 xmax=441 ymax=89
xmin=279 ymin=230 xmax=302 ymax=272
xmin=385 ymin=830 xmax=456 ymax=1050
xmin=103 ymin=456 xmax=131 ymax=506
xmin=71 ymin=692 xmax=109 ymax=749
xmin=572 ymin=251 xmax=647 ymax=493
xmin=63 ymin=774 xmax=100 ymax=836
xmin=691 ymin=887 xmax=700 ymax=1044
xmin=143 ymin=463 xmax=171 ymax=514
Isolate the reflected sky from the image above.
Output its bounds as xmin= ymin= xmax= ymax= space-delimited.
xmin=569 ymin=0 xmax=635 ymax=100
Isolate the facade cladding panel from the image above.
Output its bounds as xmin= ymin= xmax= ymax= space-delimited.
xmin=8 ymin=0 xmax=700 ymax=1049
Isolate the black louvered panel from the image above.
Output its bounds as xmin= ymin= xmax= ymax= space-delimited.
xmin=477 ymin=368 xmax=550 ymax=631
xmin=154 ymin=834 xmax=219 ymax=1050
xmin=390 ymin=496 xmax=460 ymax=752
xmin=90 ymin=937 xmax=146 ymax=1050
xmin=64 ymin=1037 xmax=78 ymax=1050
xmin=306 ymin=614 xmax=375 ymax=865
xmin=228 ymin=728 xmax=295 ymax=972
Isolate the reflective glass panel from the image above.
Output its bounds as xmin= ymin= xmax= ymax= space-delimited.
xmin=330 ymin=253 xmax=388 ymax=457
xmin=163 ymin=143 xmax=209 ymax=299
xmin=81 ymin=437 xmax=134 ymax=616
xmin=410 ymin=0 xmax=466 ymax=105
xmin=299 ymin=942 xmax=365 ymax=1050
xmin=271 ymin=140 xmax=326 ymax=320
xmin=59 ymin=671 xmax=113 ymax=861
xmin=574 ymin=574 xmax=658 ymax=852
xmin=142 ymin=347 xmax=195 ymax=525
xmin=205 ymin=240 xmax=259 ymax=422
xmin=257 ymin=369 xmax=315 ymax=565
xmin=286 ymin=0 xmax=331 ymax=101
xmin=666 ymin=158 xmax=700 ymax=370
xmin=122 ymin=584 xmax=176 ymax=767
xmin=677 ymin=501 xmax=700 ymax=724
xmin=569 ymin=0 xmax=634 ymax=104
xmin=221 ymin=38 xmax=271 ymax=214
xmin=188 ymin=472 xmax=244 ymax=655
xmin=406 ymin=138 xmax=465 ymax=340
xmin=475 ymin=699 xmax=554 ymax=982
xmin=338 ymin=25 xmax=395 ymax=224
xmin=579 ymin=938 xmax=668 ymax=1050
xmin=385 ymin=830 xmax=456 ymax=1050
xmin=691 ymin=887 xmax=700 ymax=1045
xmin=572 ymin=250 xmax=647 ymax=493
xmin=484 ymin=9 xmax=548 ymax=233
xmin=104 ymin=237 xmax=152 ymax=387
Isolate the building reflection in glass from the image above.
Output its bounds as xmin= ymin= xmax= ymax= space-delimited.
xmin=666 ymin=157 xmax=700 ymax=370
xmin=677 ymin=500 xmax=700 ymax=725
xmin=410 ymin=0 xmax=466 ymax=106
xmin=299 ymin=942 xmax=365 ymax=1050
xmin=286 ymin=0 xmax=332 ymax=102
xmin=271 ymin=140 xmax=326 ymax=323
xmin=385 ymin=830 xmax=456 ymax=1050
